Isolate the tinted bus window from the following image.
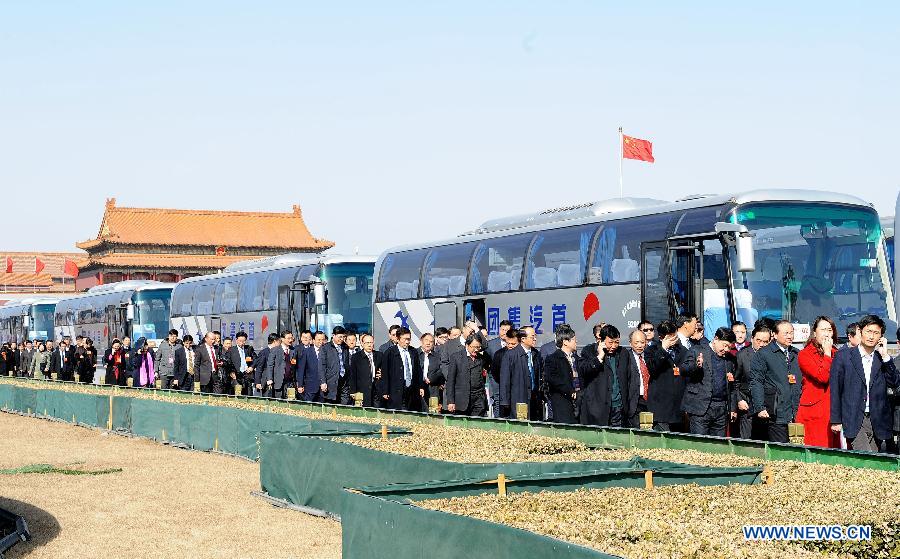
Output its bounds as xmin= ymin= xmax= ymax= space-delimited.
xmin=590 ymin=215 xmax=673 ymax=284
xmin=321 ymin=262 xmax=374 ymax=333
xmin=377 ymin=250 xmax=427 ymax=301
xmin=470 ymin=233 xmax=533 ymax=294
xmin=423 ymin=244 xmax=475 ymax=297
xmin=525 ymin=224 xmax=597 ymax=289
xmin=218 ymin=280 xmax=239 ymax=314
xmin=238 ymin=272 xmax=266 ymax=312
xmin=193 ymin=283 xmax=216 ymax=315
xmin=172 ymin=284 xmax=196 ymax=317
xmin=133 ymin=289 xmax=172 ymax=341
xmin=675 ymin=206 xmax=724 ymax=236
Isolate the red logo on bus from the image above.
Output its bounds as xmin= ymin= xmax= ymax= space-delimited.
xmin=583 ymin=293 xmax=600 ymax=321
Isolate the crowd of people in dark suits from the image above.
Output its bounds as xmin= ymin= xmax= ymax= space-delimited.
xmin=8 ymin=311 xmax=898 ymax=453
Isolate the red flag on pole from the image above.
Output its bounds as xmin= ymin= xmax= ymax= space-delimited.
xmin=64 ymin=259 xmax=79 ymax=277
xmin=622 ymin=134 xmax=655 ymax=163
xmin=5 ymin=257 xmax=12 ymax=274
xmin=35 ymin=257 xmax=45 ymax=275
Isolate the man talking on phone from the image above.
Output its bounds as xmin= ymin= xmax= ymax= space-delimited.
xmin=830 ymin=314 xmax=898 ymax=453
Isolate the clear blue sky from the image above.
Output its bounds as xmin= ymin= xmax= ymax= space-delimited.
xmin=1 ymin=2 xmax=898 ymax=255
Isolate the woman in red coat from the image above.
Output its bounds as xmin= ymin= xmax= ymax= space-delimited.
xmin=796 ymin=316 xmax=839 ymax=447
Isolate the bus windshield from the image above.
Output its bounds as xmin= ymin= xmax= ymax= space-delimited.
xmin=132 ymin=289 xmax=172 ymax=341
xmin=319 ymin=262 xmax=374 ymax=334
xmin=732 ymin=203 xmax=897 ymax=341
xmin=31 ymin=304 xmax=56 ymax=340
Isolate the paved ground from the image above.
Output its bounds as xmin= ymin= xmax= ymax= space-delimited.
xmin=0 ymin=412 xmax=342 ymax=559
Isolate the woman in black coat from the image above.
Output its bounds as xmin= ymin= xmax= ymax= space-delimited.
xmin=104 ymin=338 xmax=127 ymax=386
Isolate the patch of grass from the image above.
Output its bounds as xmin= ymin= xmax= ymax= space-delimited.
xmin=0 ymin=463 xmax=122 ymax=476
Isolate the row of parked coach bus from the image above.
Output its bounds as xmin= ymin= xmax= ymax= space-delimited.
xmin=0 ymin=189 xmax=898 ymax=373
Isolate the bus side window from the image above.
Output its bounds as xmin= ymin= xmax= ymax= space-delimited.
xmin=423 ymin=244 xmax=475 ymax=297
xmin=172 ymin=285 xmax=196 ymax=317
xmin=238 ymin=273 xmax=266 ymax=313
xmin=590 ymin=214 xmax=673 ymax=285
xmin=525 ymin=224 xmax=596 ymax=289
xmin=470 ymin=234 xmax=533 ymax=294
xmin=193 ymin=284 xmax=215 ymax=316
xmin=377 ymin=250 xmax=427 ymax=301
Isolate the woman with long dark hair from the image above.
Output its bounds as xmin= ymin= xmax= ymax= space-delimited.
xmin=77 ymin=338 xmax=98 ymax=384
xmin=796 ymin=315 xmax=839 ymax=447
xmin=132 ymin=337 xmax=156 ymax=388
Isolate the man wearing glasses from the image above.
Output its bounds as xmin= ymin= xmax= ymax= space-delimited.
xmin=638 ymin=321 xmax=657 ymax=347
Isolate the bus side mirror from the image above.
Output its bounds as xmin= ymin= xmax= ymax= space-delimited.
xmin=126 ymin=304 xmax=135 ymax=321
xmin=715 ymin=222 xmax=755 ymax=273
xmin=736 ymin=232 xmax=755 ymax=272
xmin=313 ymin=284 xmax=327 ymax=307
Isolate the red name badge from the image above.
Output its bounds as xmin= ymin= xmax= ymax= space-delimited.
xmin=787 ymin=374 xmax=796 ymax=384
xmin=672 ymin=366 xmax=680 ymax=377
xmin=291 ymin=358 xmax=297 ymax=365
xmin=726 ymin=372 xmax=735 ymax=382
xmin=246 ymin=356 xmax=253 ymax=362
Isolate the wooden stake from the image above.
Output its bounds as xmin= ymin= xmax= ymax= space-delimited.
xmin=331 ymin=407 xmax=337 ymax=419
xmin=644 ymin=470 xmax=654 ymax=489
xmin=107 ymin=394 xmax=113 ymax=430
xmin=762 ymin=464 xmax=774 ymax=485
xmin=497 ymin=473 xmax=507 ymax=497
xmin=381 ymin=424 xmax=388 ymax=440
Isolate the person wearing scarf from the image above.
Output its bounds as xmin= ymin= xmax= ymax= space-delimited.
xmin=133 ymin=337 xmax=156 ymax=388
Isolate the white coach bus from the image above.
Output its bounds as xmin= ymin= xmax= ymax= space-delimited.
xmin=169 ymin=254 xmax=375 ymax=350
xmin=373 ymin=189 xmax=897 ymax=347
xmin=54 ymin=281 xmax=175 ymax=356
xmin=0 ymin=297 xmax=60 ymax=345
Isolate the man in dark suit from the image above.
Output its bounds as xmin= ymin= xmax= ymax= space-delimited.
xmin=320 ymin=326 xmax=351 ymax=404
xmin=490 ymin=328 xmax=517 ymax=417
xmin=499 ymin=326 xmax=544 ymax=421
xmin=682 ymin=327 xmax=736 ymax=436
xmin=349 ymin=333 xmax=383 ymax=407
xmin=379 ymin=324 xmax=400 ymax=353
xmin=733 ymin=325 xmax=771 ymax=439
xmin=544 ymin=325 xmax=600 ymax=424
xmin=580 ymin=324 xmax=630 ymax=427
xmin=379 ymin=327 xmax=424 ymax=410
xmin=172 ymin=335 xmax=195 ymax=390
xmin=49 ymin=337 xmax=76 ymax=382
xmin=253 ymin=333 xmax=280 ymax=396
xmin=645 ymin=320 xmax=699 ymax=432
xmin=830 ymin=314 xmax=898 ymax=452
xmin=749 ymin=320 xmax=803 ymax=443
xmin=265 ymin=331 xmax=297 ymax=399
xmin=224 ymin=331 xmax=256 ymax=396
xmin=194 ymin=332 xmax=223 ymax=394
xmin=418 ymin=332 xmax=444 ymax=410
xmin=580 ymin=324 xmax=605 ymax=361
xmin=485 ymin=320 xmax=513 ymax=418
xmin=445 ymin=334 xmax=490 ymax=416
xmin=298 ymin=331 xmax=326 ymax=401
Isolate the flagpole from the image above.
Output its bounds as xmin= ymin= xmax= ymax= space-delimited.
xmin=618 ymin=126 xmax=624 ymax=197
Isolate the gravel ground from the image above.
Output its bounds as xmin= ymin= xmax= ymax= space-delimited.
xmin=0 ymin=412 xmax=341 ymax=559
xmin=419 ymin=458 xmax=900 ymax=559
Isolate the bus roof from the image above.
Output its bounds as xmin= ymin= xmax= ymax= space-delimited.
xmin=86 ymin=280 xmax=175 ymax=295
xmin=177 ymin=253 xmax=377 ymax=285
xmin=1 ymin=297 xmax=61 ymax=308
xmin=378 ymin=188 xmax=876 ymax=257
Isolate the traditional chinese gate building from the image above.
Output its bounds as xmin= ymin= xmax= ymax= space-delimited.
xmin=73 ymin=198 xmax=334 ymax=291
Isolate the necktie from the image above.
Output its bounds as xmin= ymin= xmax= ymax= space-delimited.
xmin=402 ymin=350 xmax=412 ymax=387
xmin=526 ymin=350 xmax=535 ymax=391
xmin=187 ymin=350 xmax=194 ymax=375
xmin=238 ymin=347 xmax=246 ymax=372
xmin=423 ymin=353 xmax=430 ymax=380
xmin=638 ymin=353 xmax=650 ymax=401
xmin=568 ymin=352 xmax=580 ymax=391
xmin=368 ymin=352 xmax=375 ymax=380
xmin=210 ymin=346 xmax=217 ymax=371
xmin=337 ymin=345 xmax=346 ymax=377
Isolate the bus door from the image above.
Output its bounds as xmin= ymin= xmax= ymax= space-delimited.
xmin=106 ymin=305 xmax=125 ymax=345
xmin=277 ymin=284 xmax=293 ymax=335
xmin=433 ymin=301 xmax=457 ymax=333
xmin=641 ymin=240 xmax=703 ymax=324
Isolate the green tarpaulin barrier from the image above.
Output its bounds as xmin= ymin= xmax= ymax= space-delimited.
xmin=341 ymin=489 xmax=617 ymax=559
xmin=258 ymin=432 xmax=763 ymax=518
